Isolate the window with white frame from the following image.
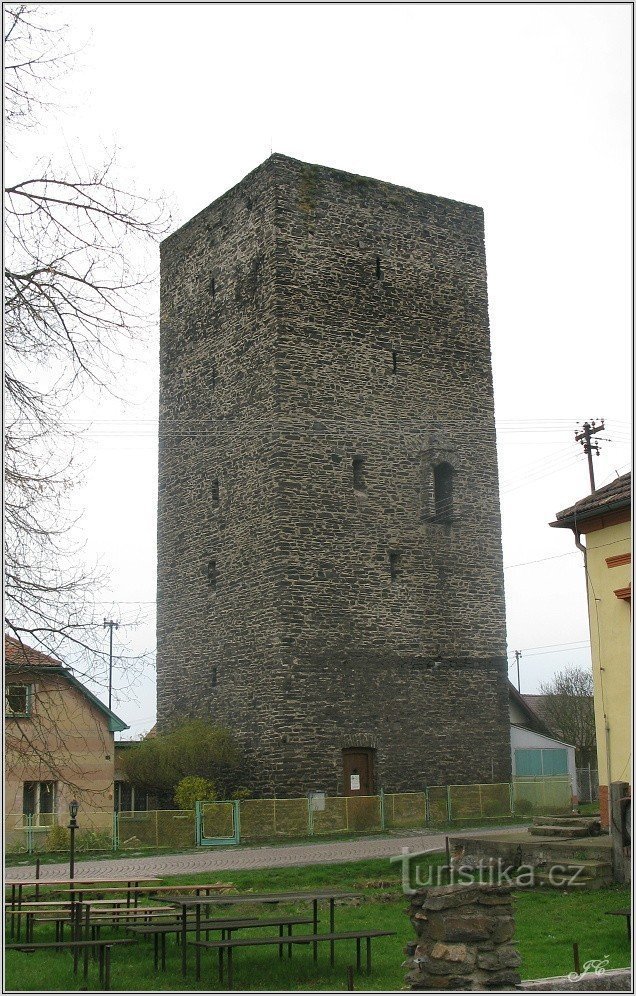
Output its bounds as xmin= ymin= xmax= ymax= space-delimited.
xmin=6 ymin=683 xmax=33 ymax=718
xmin=23 ymin=781 xmax=56 ymax=817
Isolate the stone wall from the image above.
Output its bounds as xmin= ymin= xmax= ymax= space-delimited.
xmin=404 ymin=883 xmax=521 ymax=990
xmin=157 ymin=154 xmax=511 ymax=796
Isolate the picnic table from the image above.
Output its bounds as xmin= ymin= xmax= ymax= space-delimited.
xmin=5 ymin=875 xmax=160 ymax=938
xmin=6 ymin=937 xmax=135 ymax=990
xmin=155 ymin=889 xmax=361 ymax=977
xmin=606 ymin=907 xmax=631 ymax=940
xmin=25 ymin=880 xmax=233 ymax=908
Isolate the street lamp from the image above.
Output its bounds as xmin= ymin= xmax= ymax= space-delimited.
xmin=68 ymin=800 xmax=79 ymax=942
xmin=68 ymin=800 xmax=79 ymax=879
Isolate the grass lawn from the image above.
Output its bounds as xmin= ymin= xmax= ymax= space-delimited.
xmin=5 ymin=856 xmax=630 ymax=991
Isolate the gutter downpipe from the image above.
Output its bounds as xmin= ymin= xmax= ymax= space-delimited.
xmin=573 ymin=525 xmax=611 ymax=828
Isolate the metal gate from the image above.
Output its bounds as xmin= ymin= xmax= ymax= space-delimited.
xmin=195 ymin=800 xmax=240 ymax=846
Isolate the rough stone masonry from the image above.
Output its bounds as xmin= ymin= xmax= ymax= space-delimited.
xmin=156 ymin=154 xmax=511 ymax=797
xmin=404 ymin=883 xmax=521 ymax=990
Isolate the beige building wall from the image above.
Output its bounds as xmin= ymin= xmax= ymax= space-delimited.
xmin=5 ymin=669 xmax=116 ymax=822
xmin=585 ymin=519 xmax=631 ymax=824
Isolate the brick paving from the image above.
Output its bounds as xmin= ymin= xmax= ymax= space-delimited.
xmin=6 ymin=826 xmax=523 ymax=881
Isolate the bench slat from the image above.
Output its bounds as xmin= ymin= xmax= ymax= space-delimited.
xmin=190 ymin=929 xmax=396 ymax=949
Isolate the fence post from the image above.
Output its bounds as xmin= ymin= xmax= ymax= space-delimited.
xmin=26 ymin=813 xmax=33 ymax=855
xmin=345 ymin=796 xmax=349 ymax=832
xmin=446 ymin=786 xmax=452 ymax=822
xmin=195 ymin=802 xmax=202 ymax=846
xmin=424 ymin=787 xmax=430 ymax=826
xmin=234 ymin=800 xmax=241 ymax=844
xmin=112 ymin=811 xmax=119 ymax=851
xmin=478 ymin=783 xmax=483 ymax=817
xmin=307 ymin=796 xmax=313 ymax=836
xmin=509 ymin=781 xmax=515 ymax=816
xmin=155 ymin=810 xmax=159 ymax=848
xmin=379 ymin=789 xmax=385 ymax=831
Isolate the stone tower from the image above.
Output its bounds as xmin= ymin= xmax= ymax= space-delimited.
xmin=157 ymin=154 xmax=511 ymax=797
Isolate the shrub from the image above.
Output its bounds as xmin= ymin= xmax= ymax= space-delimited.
xmin=174 ymin=776 xmax=216 ymax=810
xmin=120 ymin=721 xmax=246 ymax=800
xmin=514 ymin=797 xmax=534 ymax=815
xmin=46 ymin=824 xmax=70 ymax=851
xmin=76 ymin=829 xmax=112 ymax=852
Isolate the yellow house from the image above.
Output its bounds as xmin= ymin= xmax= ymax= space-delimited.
xmin=551 ymin=472 xmax=631 ymax=828
xmin=5 ymin=635 xmax=128 ymax=829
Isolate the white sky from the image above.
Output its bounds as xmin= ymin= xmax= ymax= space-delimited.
xmin=15 ymin=3 xmax=632 ymax=738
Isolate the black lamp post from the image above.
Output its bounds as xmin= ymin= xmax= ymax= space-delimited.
xmin=68 ymin=800 xmax=79 ymax=942
xmin=68 ymin=799 xmax=79 ymax=880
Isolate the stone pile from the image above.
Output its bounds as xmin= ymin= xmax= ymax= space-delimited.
xmin=404 ymin=883 xmax=521 ymax=990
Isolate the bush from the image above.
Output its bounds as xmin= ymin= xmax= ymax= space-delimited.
xmin=120 ymin=721 xmax=246 ymax=800
xmin=231 ymin=787 xmax=252 ymax=800
xmin=76 ymin=829 xmax=112 ymax=852
xmin=515 ymin=797 xmax=534 ymax=815
xmin=46 ymin=824 xmax=70 ymax=851
xmin=174 ymin=776 xmax=216 ymax=810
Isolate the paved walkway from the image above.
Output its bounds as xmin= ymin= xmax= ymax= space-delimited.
xmin=6 ymin=826 xmax=523 ymax=880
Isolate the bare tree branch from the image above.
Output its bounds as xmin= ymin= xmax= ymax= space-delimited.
xmin=4 ymin=5 xmax=168 ymax=786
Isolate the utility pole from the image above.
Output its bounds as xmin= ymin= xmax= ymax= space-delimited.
xmin=514 ymin=650 xmax=522 ymax=693
xmin=574 ymin=420 xmax=604 ymax=493
xmin=103 ymin=619 xmax=119 ymax=710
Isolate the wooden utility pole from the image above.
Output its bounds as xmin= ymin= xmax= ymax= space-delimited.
xmin=103 ymin=618 xmax=119 ymax=710
xmin=514 ymin=650 xmax=522 ymax=693
xmin=574 ymin=420 xmax=604 ymax=493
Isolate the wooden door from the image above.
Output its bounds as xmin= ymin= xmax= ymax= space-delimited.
xmin=342 ymin=748 xmax=376 ymax=796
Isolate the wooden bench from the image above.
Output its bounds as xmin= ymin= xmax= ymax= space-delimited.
xmin=189 ymin=928 xmax=396 ymax=987
xmin=5 ymin=938 xmax=135 ymax=990
xmin=606 ymin=907 xmax=631 ymax=941
xmin=37 ymin=905 xmax=179 ymax=942
xmin=130 ymin=915 xmax=315 ymax=970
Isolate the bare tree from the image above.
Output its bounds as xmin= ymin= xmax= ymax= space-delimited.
xmin=539 ymin=666 xmax=597 ymax=766
xmin=4 ymin=5 xmax=168 ymax=694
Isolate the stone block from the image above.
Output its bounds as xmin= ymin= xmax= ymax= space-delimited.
xmin=477 ymin=945 xmax=521 ymax=970
xmin=424 ymin=885 xmax=482 ymax=910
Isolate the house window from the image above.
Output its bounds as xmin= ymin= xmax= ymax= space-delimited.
xmin=114 ymin=781 xmax=148 ymax=814
xmin=211 ymin=479 xmax=220 ymax=507
xmin=433 ymin=462 xmax=454 ymax=521
xmin=6 ymin=683 xmax=33 ymax=718
xmin=514 ymin=748 xmax=568 ymax=777
xmin=23 ymin=781 xmax=56 ymax=819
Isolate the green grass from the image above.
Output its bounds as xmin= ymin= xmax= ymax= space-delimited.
xmin=5 ymin=857 xmax=630 ymax=991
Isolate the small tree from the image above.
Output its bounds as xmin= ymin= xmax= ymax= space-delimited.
xmin=539 ymin=666 xmax=597 ymax=766
xmin=120 ymin=721 xmax=245 ymax=802
xmin=174 ymin=776 xmax=216 ymax=810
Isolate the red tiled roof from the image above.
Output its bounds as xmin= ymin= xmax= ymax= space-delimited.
xmin=5 ymin=634 xmax=62 ymax=668
xmin=552 ymin=472 xmax=631 ymax=528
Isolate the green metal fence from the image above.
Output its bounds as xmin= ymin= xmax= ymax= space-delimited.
xmin=5 ymin=776 xmax=573 ymax=854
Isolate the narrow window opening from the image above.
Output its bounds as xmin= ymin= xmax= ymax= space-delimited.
xmin=376 ymin=256 xmax=382 ymax=280
xmin=391 ymin=350 xmax=398 ymax=374
xmin=389 ymin=551 xmax=401 ymax=581
xmin=434 ymin=462 xmax=454 ymax=521
xmin=207 ymin=559 xmax=218 ymax=590
xmin=211 ymin=666 xmax=218 ymax=687
xmin=211 ymin=479 xmax=219 ymax=507
xmin=352 ymin=456 xmax=366 ymax=491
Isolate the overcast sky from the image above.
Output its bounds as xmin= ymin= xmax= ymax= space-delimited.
xmin=16 ymin=3 xmax=632 ymax=738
